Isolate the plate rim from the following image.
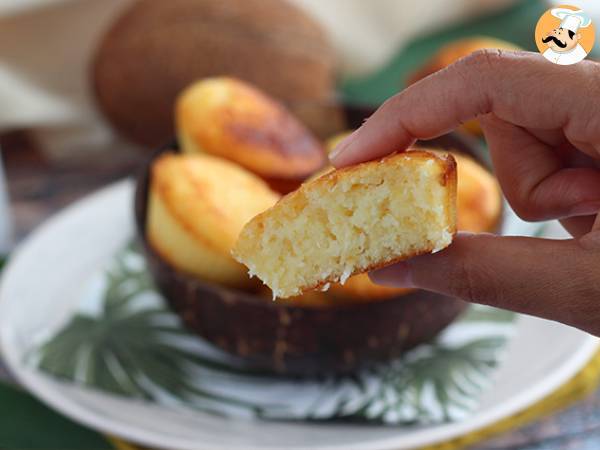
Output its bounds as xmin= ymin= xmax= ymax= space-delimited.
xmin=0 ymin=179 xmax=598 ymax=450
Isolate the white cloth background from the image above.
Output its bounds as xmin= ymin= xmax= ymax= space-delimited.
xmin=3 ymin=0 xmax=600 ymax=157
xmin=0 ymin=0 xmax=135 ymax=157
xmin=0 ymin=0 xmax=522 ymax=157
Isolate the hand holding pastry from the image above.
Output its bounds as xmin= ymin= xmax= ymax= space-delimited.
xmin=331 ymin=50 xmax=600 ymax=336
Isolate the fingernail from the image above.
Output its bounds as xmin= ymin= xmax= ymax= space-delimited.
xmin=369 ymin=261 xmax=415 ymax=288
xmin=570 ymin=201 xmax=600 ymax=217
xmin=329 ymin=130 xmax=358 ymax=163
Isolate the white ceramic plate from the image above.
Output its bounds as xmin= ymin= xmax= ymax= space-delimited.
xmin=0 ymin=180 xmax=597 ymax=450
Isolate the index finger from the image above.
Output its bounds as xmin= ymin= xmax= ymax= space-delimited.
xmin=330 ymin=50 xmax=599 ymax=167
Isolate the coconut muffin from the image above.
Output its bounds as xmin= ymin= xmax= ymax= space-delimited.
xmin=319 ymin=135 xmax=500 ymax=301
xmin=313 ymin=150 xmax=500 ymax=302
xmin=148 ymin=153 xmax=280 ymax=288
xmin=177 ymin=77 xmax=326 ymax=192
xmin=327 ymin=274 xmax=413 ymax=302
xmin=453 ymin=152 xmax=502 ymax=233
xmin=233 ymin=151 xmax=457 ymax=298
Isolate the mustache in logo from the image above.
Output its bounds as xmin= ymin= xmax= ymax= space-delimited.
xmin=542 ymin=35 xmax=567 ymax=48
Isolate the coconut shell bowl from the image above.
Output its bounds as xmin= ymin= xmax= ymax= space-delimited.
xmin=134 ymin=103 xmax=498 ymax=376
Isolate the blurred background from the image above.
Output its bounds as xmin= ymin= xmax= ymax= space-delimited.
xmin=0 ymin=0 xmax=597 ymax=243
xmin=2 ymin=1 xmax=600 ymax=449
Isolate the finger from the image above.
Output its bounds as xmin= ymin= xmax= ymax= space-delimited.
xmin=560 ymin=216 xmax=598 ymax=238
xmin=594 ymin=213 xmax=600 ymax=232
xmin=526 ymin=127 xmax=566 ymax=148
xmin=481 ymin=114 xmax=600 ymax=221
xmin=369 ymin=233 xmax=600 ymax=334
xmin=330 ymin=51 xmax=600 ymax=168
xmin=580 ymin=225 xmax=600 ymax=251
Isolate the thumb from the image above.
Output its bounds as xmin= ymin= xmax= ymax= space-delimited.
xmin=369 ymin=232 xmax=600 ymax=333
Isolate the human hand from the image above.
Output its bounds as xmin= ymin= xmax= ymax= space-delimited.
xmin=330 ymin=50 xmax=600 ymax=335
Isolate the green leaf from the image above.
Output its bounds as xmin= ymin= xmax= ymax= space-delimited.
xmin=331 ymin=337 xmax=505 ymax=422
xmin=0 ymin=381 xmax=111 ymax=449
xmin=34 ymin=244 xmax=281 ymax=416
xmin=33 ymin=242 xmax=511 ymax=424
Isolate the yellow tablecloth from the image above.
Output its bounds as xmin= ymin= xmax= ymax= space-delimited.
xmin=424 ymin=347 xmax=600 ymax=450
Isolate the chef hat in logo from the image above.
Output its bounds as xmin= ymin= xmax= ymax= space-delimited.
xmin=551 ymin=8 xmax=592 ymax=33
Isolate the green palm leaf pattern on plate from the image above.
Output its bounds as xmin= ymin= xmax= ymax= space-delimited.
xmin=32 ymin=243 xmax=515 ymax=424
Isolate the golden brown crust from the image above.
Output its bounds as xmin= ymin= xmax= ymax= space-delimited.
xmin=151 ymin=152 xmax=279 ymax=254
xmin=452 ymin=152 xmax=502 ymax=233
xmin=440 ymin=153 xmax=457 ymax=187
xmin=148 ymin=152 xmax=281 ymax=288
xmin=152 ymin=177 xmax=221 ymax=255
xmin=177 ymin=77 xmax=326 ymax=181
xmin=151 ymin=154 xmax=224 ymax=254
xmin=309 ymin=150 xmax=455 ymax=191
xmin=443 ymin=154 xmax=458 ymax=236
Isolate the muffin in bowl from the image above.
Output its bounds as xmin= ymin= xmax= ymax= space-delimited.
xmin=147 ymin=152 xmax=279 ymax=288
xmin=135 ymin=89 xmax=502 ymax=374
xmin=135 ymin=141 xmax=494 ymax=375
xmin=177 ymin=77 xmax=326 ymax=193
